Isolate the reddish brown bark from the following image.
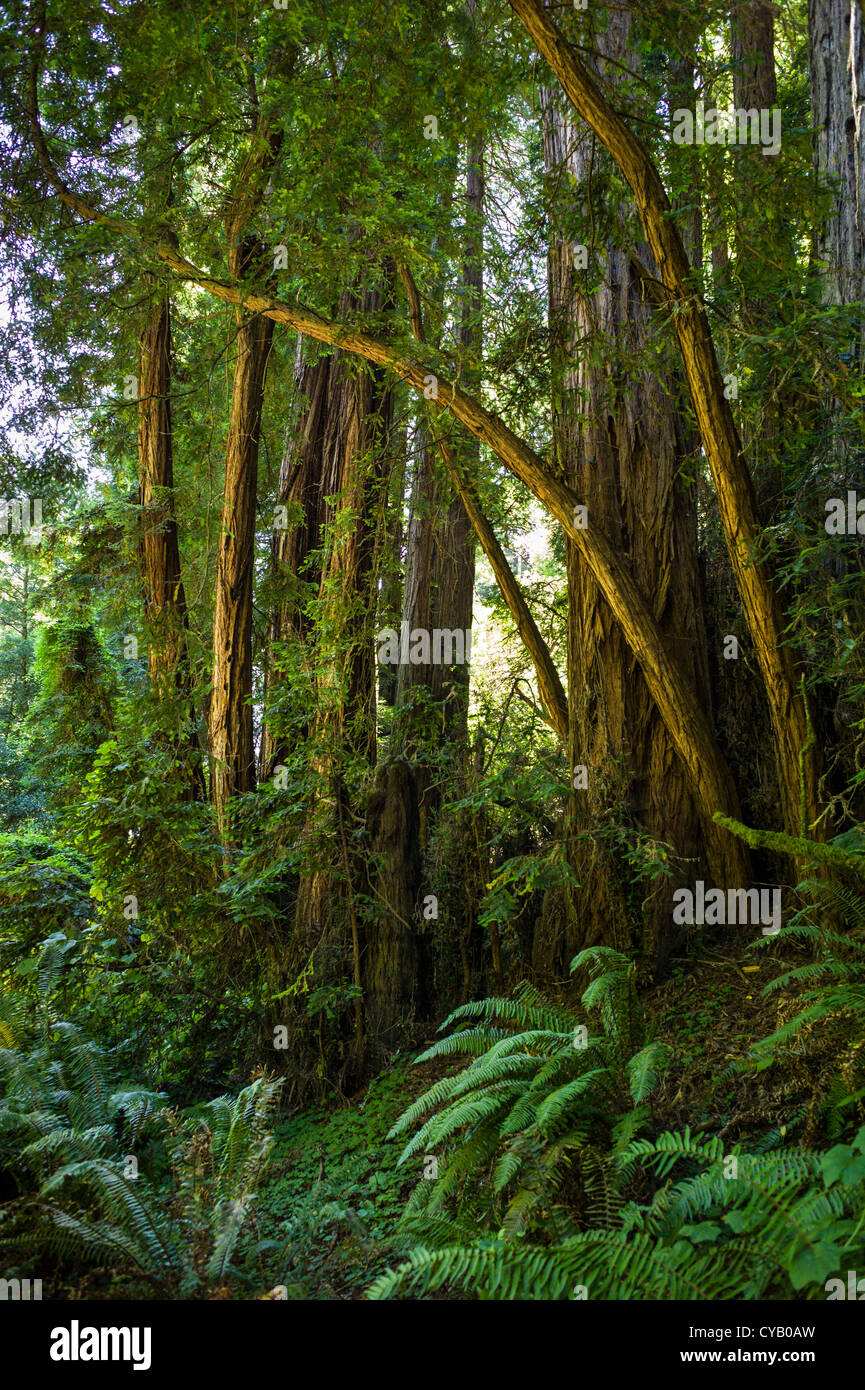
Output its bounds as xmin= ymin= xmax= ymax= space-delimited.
xmin=540 ymin=12 xmax=719 ymax=967
xmin=137 ymin=287 xmax=194 ymax=694
xmin=259 ymin=343 xmax=336 ymax=780
xmin=291 ymin=278 xmax=397 ymax=1084
xmin=508 ymin=0 xmax=820 ymax=847
xmin=209 ymin=236 xmax=275 ymax=831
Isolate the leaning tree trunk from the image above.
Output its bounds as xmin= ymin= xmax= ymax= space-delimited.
xmin=539 ymin=12 xmax=722 ymax=972
xmin=509 ymin=0 xmax=821 ymax=852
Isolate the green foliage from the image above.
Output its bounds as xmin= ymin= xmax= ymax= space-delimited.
xmin=477 ymin=850 xmax=579 ymax=939
xmin=369 ymin=929 xmax=865 ymax=1301
xmin=0 ymin=985 xmax=282 ymax=1297
xmin=0 ymin=1015 xmax=161 ymax=1184
xmin=26 ymin=621 xmax=118 ymax=798
xmin=32 ymin=1071 xmax=283 ymax=1297
xmin=383 ymin=950 xmax=666 ymax=1251
xmin=253 ymin=1066 xmax=418 ymax=1299
xmin=1 ymin=0 xmax=864 ymax=1309
xmin=740 ymin=880 xmax=865 ymax=1132
xmin=0 ymin=832 xmax=93 ymax=955
xmin=367 ymin=1118 xmax=865 ymax=1300
xmin=370 ymin=1091 xmax=865 ymax=1301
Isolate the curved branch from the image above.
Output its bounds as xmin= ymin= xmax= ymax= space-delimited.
xmin=508 ymin=0 xmax=819 ymax=844
xmin=26 ymin=60 xmax=747 ymax=880
xmin=397 ymin=259 xmax=568 ymax=744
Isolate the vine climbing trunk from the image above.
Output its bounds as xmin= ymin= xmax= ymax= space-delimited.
xmin=289 ymin=274 xmax=397 ymax=1093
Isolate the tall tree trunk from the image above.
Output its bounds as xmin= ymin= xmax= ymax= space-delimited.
xmin=395 ymin=421 xmax=438 ymax=742
xmin=732 ymin=1 xmax=777 ymax=117
xmin=809 ymin=0 xmax=865 ymax=317
xmin=509 ymin=0 xmax=821 ymax=848
xmin=137 ymin=286 xmax=194 ymax=691
xmin=429 ymin=132 xmax=482 ymax=754
xmin=289 ymin=276 xmax=396 ymax=1092
xmin=259 ymin=340 xmax=335 ymax=780
xmin=382 ymin=137 xmax=483 ymax=1014
xmin=731 ymin=0 xmax=791 ymax=517
xmin=376 ymin=412 xmax=408 ymax=709
xmin=137 ymin=280 xmax=203 ymax=794
xmin=541 ymin=17 xmax=716 ymax=971
xmin=703 ymin=2 xmax=792 ymax=840
xmin=209 ymin=235 xmax=274 ymax=832
xmin=207 ymin=94 xmax=283 ymax=832
xmin=807 ymin=0 xmax=865 ymax=822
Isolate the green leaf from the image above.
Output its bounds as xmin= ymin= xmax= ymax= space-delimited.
xmin=788 ymin=1241 xmax=845 ymax=1291
xmin=820 ymin=1144 xmax=865 ymax=1188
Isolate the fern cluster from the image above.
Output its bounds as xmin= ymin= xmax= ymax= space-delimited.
xmin=31 ymin=1073 xmax=283 ymax=1297
xmin=744 ymin=876 xmax=865 ymax=1133
xmin=383 ymin=948 xmax=667 ymax=1248
xmin=369 ymin=1121 xmax=865 ymax=1299
xmin=0 ymin=953 xmax=282 ymax=1298
xmin=370 ymin=1109 xmax=865 ymax=1301
xmin=368 ymin=920 xmax=865 ymax=1300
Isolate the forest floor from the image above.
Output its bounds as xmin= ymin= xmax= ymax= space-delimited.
xmin=645 ymin=939 xmax=822 ymax=1146
xmin=255 ymin=1061 xmax=419 ymax=1299
xmin=248 ymin=934 xmax=825 ymax=1300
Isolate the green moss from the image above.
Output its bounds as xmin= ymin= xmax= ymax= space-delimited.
xmin=713 ymin=813 xmax=865 ymax=879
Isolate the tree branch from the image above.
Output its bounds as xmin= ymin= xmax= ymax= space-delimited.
xmin=508 ymin=0 xmax=819 ymax=846
xmin=26 ymin=58 xmax=747 ymax=880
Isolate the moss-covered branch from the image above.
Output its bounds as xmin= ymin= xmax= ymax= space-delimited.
xmin=713 ymin=814 xmax=865 ymax=879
